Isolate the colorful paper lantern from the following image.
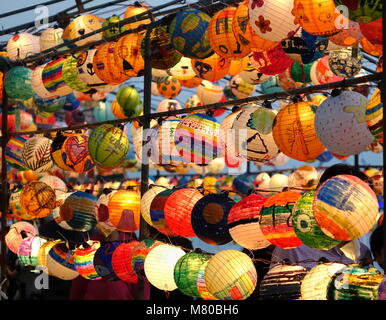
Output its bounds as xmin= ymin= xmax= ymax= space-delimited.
xmin=46 ymin=243 xmax=79 ymax=280
xmin=9 ymin=187 xmax=33 ymax=221
xmin=37 ymin=240 xmax=62 ymax=268
xmin=144 ymin=244 xmax=186 ymax=291
xmin=5 ymin=221 xmax=37 ymax=254
xmin=62 ymin=55 xmax=91 ymax=92
xmin=74 ymin=241 xmax=102 ymax=280
xmin=6 ymin=33 xmax=40 ymax=61
xmin=329 ymin=20 xmax=364 ymax=47
xmin=196 ymin=80 xmax=224 ymax=105
xmin=238 ymin=61 xmax=271 ymax=85
xmin=116 ymin=86 xmax=142 ymax=117
xmin=366 ymin=88 xmax=383 ymax=144
xmin=141 ymin=186 xmax=169 ymax=228
xmin=333 ymin=0 xmax=382 ymax=23
xmin=5 ymin=66 xmax=34 ymax=100
xmin=310 ymin=55 xmax=344 ymax=85
xmin=249 ymin=45 xmax=293 ymax=75
xmin=179 ymin=76 xmax=202 ymax=88
xmin=34 ymin=95 xmax=66 ymax=114
xmin=39 ymin=175 xmax=67 ymax=197
xmin=102 ymin=15 xmax=125 ymax=38
xmin=290 ymin=61 xmax=313 ymax=83
xmin=359 ymin=18 xmax=382 ymax=45
xmin=168 ymin=57 xmax=197 ymax=80
xmin=20 ymin=181 xmax=57 ymax=218
xmin=95 ymin=190 xmax=117 ymax=232
xmin=39 ymin=27 xmax=64 ymax=51
xmin=115 ymin=33 xmax=145 ymax=77
xmin=328 ymin=47 xmax=362 ymax=78
xmin=62 ymin=14 xmax=104 ymax=46
xmin=268 ymin=173 xmax=289 ymax=192
xmin=93 ymin=241 xmax=121 ymax=281
xmin=360 ymin=37 xmax=382 ymax=57
xmin=21 ymin=136 xmax=54 ymax=173
xmin=111 ymin=241 xmax=140 ymax=283
xmin=259 ymin=190 xmax=303 ymax=249
xmin=42 ymin=58 xmax=73 ymax=97
xmin=131 ymin=239 xmax=162 ymax=278
xmin=5 ymin=136 xmax=28 ymax=170
xmin=288 ymin=165 xmax=318 ymax=190
xmin=196 ymin=259 xmax=219 ymax=300
xmin=157 ymin=99 xmax=181 ymax=114
xmin=156 ymin=76 xmax=181 ymax=99
xmin=93 ymin=101 xmax=117 ymax=122
xmin=18 ymin=236 xmax=47 ymax=267
xmin=227 ymin=75 xmax=256 ymax=99
xmin=205 ymin=250 xmax=257 ymax=300
xmin=227 ymin=56 xmax=250 ymax=76
xmin=31 ymin=64 xmax=56 ymax=99
xmin=313 ymin=174 xmax=379 ymax=241
xmin=192 ymin=53 xmax=230 ymax=82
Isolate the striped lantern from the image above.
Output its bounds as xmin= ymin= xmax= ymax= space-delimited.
xmin=115 ymin=34 xmax=145 ymax=77
xmin=37 ymin=240 xmax=62 ymax=268
xmin=259 ymin=190 xmax=303 ymax=249
xmin=93 ymin=241 xmax=121 ymax=281
xmin=131 ymin=239 xmax=162 ymax=278
xmin=204 ymin=250 xmax=257 ymax=300
xmin=42 ymin=58 xmax=73 ymax=97
xmin=259 ymin=264 xmax=307 ymax=300
xmin=18 ymin=236 xmax=47 ymax=267
xmin=313 ymin=174 xmax=379 ymax=241
xmin=164 ymin=188 xmax=203 ymax=238
xmin=5 ymin=135 xmax=28 ymax=170
xmin=62 ymin=14 xmax=104 ymax=46
xmin=366 ymin=88 xmax=383 ymax=144
xmin=31 ymin=64 xmax=56 ymax=99
xmin=74 ymin=241 xmax=102 ymax=280
xmin=46 ymin=243 xmax=79 ymax=280
xmin=5 ymin=66 xmax=34 ymax=100
xmin=6 ymin=33 xmax=40 ymax=61
xmin=39 ymin=28 xmax=64 ymax=51
xmin=95 ymin=190 xmax=117 ymax=232
xmin=111 ymin=241 xmax=140 ymax=283
xmin=140 ymin=186 xmax=169 ymax=227
xmin=192 ymin=53 xmax=230 ymax=82
xmin=227 ymin=193 xmax=270 ymax=250
xmin=62 ymin=55 xmax=91 ymax=92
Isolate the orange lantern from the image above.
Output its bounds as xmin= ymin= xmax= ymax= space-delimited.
xmin=123 ymin=3 xmax=151 ymax=33
xmin=360 ymin=37 xmax=383 ymax=57
xmin=208 ymin=7 xmax=251 ymax=59
xmin=115 ymin=33 xmax=145 ymax=77
xmin=112 ymin=241 xmax=140 ymax=283
xmin=191 ymin=53 xmax=230 ymax=82
xmin=111 ymin=98 xmax=126 ymax=119
xmin=272 ymin=101 xmax=325 ymax=161
xmin=156 ymin=76 xmax=181 ymax=99
xmin=179 ymin=76 xmax=202 ymax=88
xmin=227 ymin=56 xmax=249 ymax=76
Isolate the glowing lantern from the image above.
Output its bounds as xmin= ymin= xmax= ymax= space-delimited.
xmin=18 ymin=236 xmax=47 ymax=267
xmin=273 ymin=101 xmax=325 ymax=161
xmin=238 ymin=61 xmax=271 ymax=85
xmin=115 ymin=33 xmax=145 ymax=77
xmin=107 ymin=190 xmax=141 ymax=232
xmin=359 ymin=18 xmax=382 ymax=45
xmin=156 ymin=76 xmax=181 ymax=99
xmin=192 ymin=53 xmax=230 ymax=82
xmin=21 ymin=136 xmax=54 ymax=173
xmin=169 ymin=57 xmax=196 ymax=80
xmin=111 ymin=241 xmax=140 ymax=283
xmin=95 ymin=190 xmax=117 ymax=232
xmin=5 ymin=136 xmax=28 ymax=170
xmin=42 ymin=58 xmax=73 ymax=97
xmin=366 ymin=88 xmax=383 ymax=144
xmin=179 ymin=76 xmax=202 ymax=88
xmin=6 ymin=33 xmax=40 ymax=61
xmin=333 ymin=0 xmax=382 ymax=23
xmin=227 ymin=75 xmax=256 ymax=99
xmin=169 ymin=9 xmax=213 ymax=60
xmin=39 ymin=28 xmax=64 ymax=51
xmin=5 ymin=222 xmax=37 ymax=254
xmin=88 ymin=124 xmax=129 ymax=168
xmin=20 ymin=181 xmax=57 ymax=218
xmin=315 ymin=90 xmax=374 ymax=156
xmin=74 ymin=241 xmax=102 ymax=280
xmin=259 ymin=264 xmax=307 ymax=300
xmin=31 ymin=64 xmax=56 ymax=99
xmin=196 ymin=80 xmax=224 ymax=105
xmin=288 ymin=165 xmax=318 ymax=190
xmin=259 ymin=190 xmax=303 ymax=249
xmin=328 ymin=47 xmax=362 ymax=78
xmin=131 ymin=239 xmax=162 ymax=278
xmin=62 ymin=14 xmax=104 ymax=46
xmin=62 ymin=55 xmax=91 ymax=92
xmin=123 ymin=3 xmax=151 ymax=32
xmin=228 ymin=56 xmax=250 ymax=76
xmin=5 ymin=66 xmax=34 ymax=100
xmin=196 ymin=259 xmax=219 ymax=300
xmin=93 ymin=241 xmax=121 ymax=281
xmin=46 ymin=243 xmax=79 ymax=280
xmin=313 ymin=174 xmax=379 ymax=241
xmin=144 ymin=244 xmax=185 ymax=291
xmin=205 ymin=250 xmax=257 ymax=300
xmin=115 ymin=86 xmax=142 ymax=118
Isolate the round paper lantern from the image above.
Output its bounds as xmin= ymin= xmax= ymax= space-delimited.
xmin=366 ymin=88 xmax=383 ymax=144
xmin=174 ymin=113 xmax=221 ymax=165
xmin=328 ymin=47 xmax=362 ymax=78
xmin=192 ymin=53 xmax=230 ymax=82
xmin=6 ymin=222 xmax=37 ymax=254
xmin=228 ymin=56 xmax=249 ymax=76
xmin=42 ymin=58 xmax=73 ymax=97
xmin=291 ymin=0 xmax=339 ymax=36
xmin=116 ymin=86 xmax=142 ymax=117
xmin=315 ymin=90 xmax=374 ymax=156
xmin=273 ymin=101 xmax=325 ymax=161
xmin=62 ymin=14 xmax=104 ymax=46
xmin=18 ymin=236 xmax=47 ymax=267
xmin=21 ymin=136 xmax=54 ymax=173
xmin=254 ymin=172 xmax=272 ymax=196
xmin=313 ymin=174 xmax=379 ymax=241
xmin=141 ymin=186 xmax=170 ymax=228
xmin=290 ymin=61 xmax=313 ymax=83
xmin=259 ymin=190 xmax=303 ymax=249
xmin=6 ymin=33 xmax=40 ymax=61
xmin=327 ymin=264 xmax=383 ymax=300
xmin=288 ymin=165 xmax=318 ymax=190
xmin=228 ymin=75 xmax=256 ymax=99
xmin=156 ymin=76 xmax=181 ymax=99
xmin=57 ymin=191 xmax=97 ymax=232
xmin=5 ymin=136 xmax=28 ymax=170
xmin=360 ymin=37 xmax=382 ymax=57
xmin=115 ymin=33 xmax=145 ymax=77
xmin=31 ymin=64 xmax=56 ymax=99
xmin=39 ymin=27 xmax=64 ymax=51
xmin=88 ymin=124 xmax=129 ymax=168
xmin=111 ymin=241 xmax=140 ymax=283
xmin=62 ymin=55 xmax=91 ymax=92
xmin=378 ymin=276 xmax=386 ymax=300
xmin=157 ymin=99 xmax=181 ymax=114
xmin=102 ymin=15 xmax=125 ymax=38
xmin=174 ymin=252 xmax=211 ymax=298
xmin=329 ymin=20 xmax=364 ymax=47
xmin=311 ymin=55 xmax=344 ymax=85
xmin=164 ymin=188 xmax=203 ymax=237
xmin=20 ymin=181 xmax=57 ymax=218
xmin=95 ymin=190 xmax=117 ymax=232
xmin=195 ymin=259 xmax=218 ymax=300
xmin=168 ymin=57 xmax=196 ymax=80
xmin=179 ymin=76 xmax=202 ymax=88
xmin=259 ymin=264 xmax=307 ymax=300
xmin=5 ymin=66 xmax=34 ymax=100
xmin=196 ymin=80 xmax=224 ymax=105
xmin=292 ymin=190 xmax=341 ymax=250
xmin=228 ymin=193 xmax=270 ymax=250
xmin=268 ymin=174 xmax=289 ymax=193
xmin=39 ymin=175 xmax=67 ymax=197
xmin=131 ymin=239 xmax=162 ymax=278
xmin=37 ymin=240 xmax=61 ymax=267
xmin=359 ymin=18 xmax=382 ymax=45
xmin=238 ymin=61 xmax=271 ymax=85
xmin=9 ymin=187 xmax=33 ymax=220
xmin=46 ymin=243 xmax=79 ymax=280
xmin=123 ymin=3 xmax=151 ymax=32
xmin=333 ymin=0 xmax=382 ymax=23
xmin=93 ymin=241 xmax=121 ymax=281
xmin=205 ymin=250 xmax=257 ymax=300
xmin=107 ymin=190 xmax=140 ymax=232
xmin=301 ymin=262 xmax=346 ymax=300
xmin=74 ymin=241 xmax=102 ymax=280
xmin=144 ymin=244 xmax=186 ymax=291
xmin=249 ymin=45 xmax=293 ymax=75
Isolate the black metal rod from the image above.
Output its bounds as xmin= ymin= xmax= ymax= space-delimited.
xmin=0 ymin=0 xmax=68 ymax=19
xmin=75 ymin=0 xmax=86 ymax=13
xmin=354 ymin=154 xmax=359 ymax=170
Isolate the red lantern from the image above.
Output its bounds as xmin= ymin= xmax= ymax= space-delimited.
xmin=359 ymin=18 xmax=382 ymax=45
xmin=249 ymin=45 xmax=293 ymax=75
xmin=111 ymin=241 xmax=139 ymax=283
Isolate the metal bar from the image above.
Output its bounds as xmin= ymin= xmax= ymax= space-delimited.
xmin=354 ymin=154 xmax=359 ymax=170
xmin=75 ymin=0 xmax=86 ymax=13
xmin=0 ymin=0 xmax=68 ymax=19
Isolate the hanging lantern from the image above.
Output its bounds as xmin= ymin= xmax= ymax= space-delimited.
xmin=62 ymin=14 xmax=104 ymax=46
xmin=5 ymin=66 xmax=34 ymax=100
xmin=144 ymin=244 xmax=186 ymax=291
xmin=366 ymin=88 xmax=383 ymax=144
xmin=123 ymin=3 xmax=151 ymax=33
xmin=46 ymin=243 xmax=79 ymax=280
xmin=192 ymin=53 xmax=230 ymax=82
xmin=360 ymin=37 xmax=382 ymax=57
xmin=62 ymin=55 xmax=91 ymax=92
xmin=168 ymin=57 xmax=197 ymax=80
xmin=74 ymin=241 xmax=102 ymax=280
xmin=157 ymin=99 xmax=181 ymax=114
xmin=174 ymin=252 xmax=211 ymax=298
xmin=51 ymin=132 xmax=73 ymax=171
xmin=196 ymin=259 xmax=219 ymax=300
xmin=329 ymin=20 xmax=364 ymax=47
xmin=31 ymin=64 xmax=56 ymax=99
xmin=288 ymin=165 xmax=318 ymax=190
xmin=18 ymin=236 xmax=47 ymax=267
xmin=115 ymin=34 xmax=145 ymax=77
xmin=107 ymin=190 xmax=141 ymax=232
xmin=273 ymin=101 xmax=325 ymax=161
xmin=116 ymin=86 xmax=142 ymax=117
xmin=88 ymin=124 xmax=129 ymax=168
xmin=39 ymin=27 xmax=64 ymax=51
xmin=310 ymin=55 xmax=344 ymax=85
xmin=259 ymin=190 xmax=303 ymax=249
xmin=259 ymin=264 xmax=307 ymax=300
xmin=6 ymin=33 xmax=40 ymax=61
xmin=5 ymin=136 xmax=28 ymax=170
xmin=131 ymin=239 xmax=162 ymax=278
xmin=42 ymin=58 xmax=73 ymax=97
xmin=9 ymin=187 xmax=33 ymax=221
xmin=5 ymin=222 xmax=37 ymax=254
xmin=39 ymin=175 xmax=67 ymax=198
xmin=227 ymin=75 xmax=256 ymax=99
xmin=228 ymin=193 xmax=270 ymax=250
xmin=156 ymin=76 xmax=181 ymax=99
xmin=315 ymin=90 xmax=373 ymax=156
xmin=359 ymin=18 xmax=382 ymax=45
xmin=328 ymin=47 xmax=362 ymax=78
xmin=333 ymin=0 xmax=382 ymax=23
xmin=111 ymin=241 xmax=140 ymax=283
xmin=95 ymin=190 xmax=117 ymax=232
xmin=290 ymin=61 xmax=313 ymax=84
xmin=313 ymin=174 xmax=379 ymax=241
xmin=102 ymin=15 xmax=125 ymax=38
xmin=249 ymin=45 xmax=293 ymax=76
xmin=227 ymin=56 xmax=250 ymax=76
xmin=21 ymin=136 xmax=54 ymax=173
xmin=238 ymin=61 xmax=271 ymax=85
xmin=93 ymin=241 xmax=121 ymax=281
xmin=205 ymin=250 xmax=257 ymax=300
xmin=37 ymin=240 xmax=62 ymax=268
xmin=196 ymin=80 xmax=224 ymax=105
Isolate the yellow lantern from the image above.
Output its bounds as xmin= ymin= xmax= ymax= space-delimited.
xmin=140 ymin=186 xmax=169 ymax=227
xmin=123 ymin=3 xmax=151 ymax=33
xmin=192 ymin=53 xmax=230 ymax=82
xmin=227 ymin=56 xmax=249 ymax=76
xmin=115 ymin=33 xmax=145 ymax=77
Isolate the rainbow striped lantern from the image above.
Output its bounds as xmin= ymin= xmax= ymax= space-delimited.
xmin=378 ymin=276 xmax=386 ymax=300
xmin=227 ymin=193 xmax=271 ymax=250
xmin=42 ymin=58 xmax=73 ymax=97
xmin=259 ymin=190 xmax=303 ymax=249
xmin=174 ymin=113 xmax=221 ymax=165
xmin=292 ymin=190 xmax=341 ymax=250
xmin=327 ymin=264 xmax=383 ymax=300
xmin=5 ymin=66 xmax=34 ymax=100
xmin=5 ymin=136 xmax=28 ymax=170
xmin=259 ymin=264 xmax=307 ymax=300
xmin=313 ymin=174 xmax=379 ymax=241
xmin=174 ymin=252 xmax=211 ymax=298
xmin=31 ymin=64 xmax=56 ymax=99
xmin=95 ymin=190 xmax=117 ymax=233
xmin=74 ymin=241 xmax=102 ymax=280
xmin=5 ymin=222 xmax=37 ymax=254
xmin=93 ymin=241 xmax=121 ymax=281
xmin=196 ymin=259 xmax=218 ymax=300
xmin=204 ymin=250 xmax=257 ymax=300
xmin=18 ymin=236 xmax=47 ymax=267
xmin=366 ymin=88 xmax=383 ymax=144
xmin=6 ymin=33 xmax=40 ymax=61
xmin=46 ymin=243 xmax=79 ymax=280
xmin=144 ymin=244 xmax=186 ymax=291
xmin=140 ymin=186 xmax=169 ymax=228
xmin=131 ymin=239 xmax=162 ymax=278
xmin=301 ymin=262 xmax=346 ymax=300
xmin=191 ymin=194 xmax=234 ymax=245
xmin=112 ymin=241 xmax=139 ymax=283
xmin=88 ymin=124 xmax=129 ymax=168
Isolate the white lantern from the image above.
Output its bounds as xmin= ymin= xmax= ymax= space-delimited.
xmin=39 ymin=28 xmax=64 ymax=51
xmin=196 ymin=80 xmax=224 ymax=105
xmin=288 ymin=165 xmax=318 ymax=190
xmin=238 ymin=62 xmax=271 ymax=85
xmin=31 ymin=64 xmax=56 ymax=99
xmin=168 ymin=57 xmax=196 ymax=80
xmin=7 ymin=33 xmax=40 ymax=61
xmin=269 ymin=173 xmax=288 ymax=192
xmin=207 ymin=157 xmax=225 ymax=174
xmin=46 ymin=243 xmax=79 ymax=280
xmin=140 ymin=186 xmax=170 ymax=227
xmin=21 ymin=136 xmax=54 ymax=173
xmin=157 ymin=99 xmax=182 ymax=114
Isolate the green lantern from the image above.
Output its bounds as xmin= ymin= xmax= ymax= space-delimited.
xmin=102 ymin=15 xmax=125 ymax=38
xmin=290 ymin=62 xmax=312 ymax=84
xmin=5 ymin=66 xmax=34 ymax=100
xmin=62 ymin=54 xmax=91 ymax=92
xmin=116 ymin=86 xmax=142 ymax=117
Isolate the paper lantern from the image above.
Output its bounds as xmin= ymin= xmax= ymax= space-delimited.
xmin=18 ymin=236 xmax=47 ymax=267
xmin=290 ymin=61 xmax=313 ymax=84
xmin=144 ymin=244 xmax=185 ymax=291
xmin=227 ymin=193 xmax=270 ymax=250
xmin=193 ymin=259 xmax=218 ymax=300
xmin=57 ymin=191 xmax=97 ymax=232
xmin=115 ymin=34 xmax=145 ymax=77
xmin=93 ymin=241 xmax=121 ymax=281
xmin=205 ymin=250 xmax=257 ymax=300
xmin=192 ymin=53 xmax=230 ymax=82
xmin=5 ymin=66 xmax=34 ymax=100
xmin=315 ymin=90 xmax=373 ymax=156
xmin=20 ymin=181 xmax=57 ymax=218
xmin=360 ymin=37 xmax=382 ymax=57
xmin=102 ymin=15 xmax=125 ymax=38
xmin=9 ymin=187 xmax=33 ymax=221
xmin=174 ymin=113 xmax=221 ymax=165
xmin=249 ymin=45 xmax=293 ymax=75
xmin=123 ymin=3 xmax=151 ymax=32
xmin=301 ymin=263 xmax=346 ymax=300
xmin=254 ymin=172 xmax=272 ymax=196
xmin=39 ymin=175 xmax=67 ymax=198
xmin=378 ymin=276 xmax=386 ymax=300
xmin=196 ymin=80 xmax=224 ymax=105
xmin=37 ymin=240 xmax=62 ymax=268
xmin=227 ymin=56 xmax=249 ymax=76
xmin=6 ymin=33 xmax=40 ymax=61
xmin=174 ymin=252 xmax=211 ymax=298
xmin=268 ymin=173 xmax=288 ymax=191
xmin=329 ymin=20 xmax=364 ymax=47
xmin=88 ymin=124 xmax=129 ymax=168
xmin=107 ymin=190 xmax=141 ymax=232
xmin=31 ymin=64 xmax=56 ymax=99
xmin=238 ymin=61 xmax=271 ymax=85
xmin=131 ymin=239 xmax=162 ymax=278
xmin=366 ymin=88 xmax=383 ymax=144
xmin=226 ymin=75 xmax=256 ymax=99
xmin=328 ymin=47 xmax=362 ymax=78
xmin=157 ymin=99 xmax=181 ymax=114
xmin=156 ymin=76 xmax=181 ymax=99
xmin=21 ymin=136 xmax=54 ymax=173
xmin=179 ymin=76 xmax=202 ymax=88
xmin=292 ymin=190 xmax=341 ymax=250
xmin=310 ymin=55 xmax=344 ymax=85
xmin=111 ymin=241 xmax=140 ymax=283
xmin=259 ymin=190 xmax=303 ymax=249
xmin=74 ymin=241 xmax=102 ymax=280
xmin=34 ymin=95 xmax=66 ymax=114
xmin=6 ymin=222 xmax=37 ymax=254
xmin=41 ymin=58 xmax=73 ymax=97
xmin=39 ymin=27 xmax=64 ymax=51
xmin=169 ymin=9 xmax=213 ymax=60
xmin=288 ymin=165 xmax=318 ymax=190
xmin=327 ymin=264 xmax=383 ymax=300
xmin=5 ymin=136 xmax=28 ymax=170
xmin=359 ymin=18 xmax=382 ymax=45
xmin=333 ymin=0 xmax=382 ymax=23
xmin=291 ymin=0 xmax=339 ymax=36
xmin=259 ymin=264 xmax=307 ymax=300
xmin=168 ymin=57 xmax=196 ymax=80
xmin=62 ymin=14 xmax=104 ymax=46
xmin=95 ymin=190 xmax=117 ymax=232
xmin=116 ymin=86 xmax=142 ymax=117
xmin=62 ymin=55 xmax=90 ymax=92
xmin=46 ymin=243 xmax=79 ymax=280
xmin=313 ymin=174 xmax=379 ymax=241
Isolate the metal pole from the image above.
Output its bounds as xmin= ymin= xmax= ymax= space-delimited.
xmin=75 ymin=0 xmax=85 ymax=13
xmin=354 ymin=154 xmax=359 ymax=170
